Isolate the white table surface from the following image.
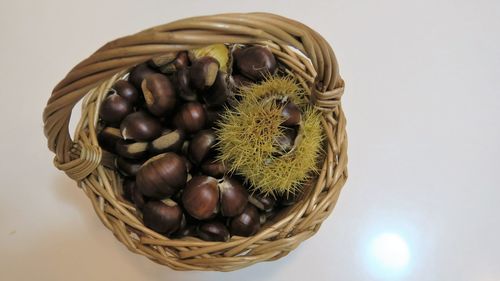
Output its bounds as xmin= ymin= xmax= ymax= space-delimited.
xmin=1 ymin=1 xmax=499 ymax=280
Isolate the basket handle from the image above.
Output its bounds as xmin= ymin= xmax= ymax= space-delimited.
xmin=43 ymin=12 xmax=344 ymax=181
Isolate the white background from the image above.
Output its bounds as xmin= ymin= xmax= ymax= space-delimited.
xmin=1 ymin=1 xmax=499 ymax=280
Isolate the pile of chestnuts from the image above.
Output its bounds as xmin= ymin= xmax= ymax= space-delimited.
xmin=97 ymin=45 xmax=300 ymax=241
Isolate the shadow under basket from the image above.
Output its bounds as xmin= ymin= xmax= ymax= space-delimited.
xmin=43 ymin=13 xmax=347 ymax=271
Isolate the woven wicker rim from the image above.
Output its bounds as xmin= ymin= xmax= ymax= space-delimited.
xmin=43 ymin=13 xmax=348 ymax=271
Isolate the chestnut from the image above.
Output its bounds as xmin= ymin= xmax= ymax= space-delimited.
xmin=275 ymin=126 xmax=297 ymax=153
xmin=176 ymin=67 xmax=198 ymax=101
xmin=190 ymin=56 xmax=220 ymax=91
xmin=120 ymin=111 xmax=162 ymax=141
xmin=219 ymin=177 xmax=248 ymax=217
xmin=172 ymin=213 xmax=199 ymax=238
xmin=116 ymin=157 xmax=144 ymax=177
xmin=173 ymin=102 xmax=207 ymax=133
xmin=128 ymin=63 xmax=156 ymax=88
xmin=181 ymin=140 xmax=189 ymax=155
xmin=122 ymin=179 xmax=136 ymax=202
xmin=190 ymin=44 xmax=229 ymax=71
xmin=136 ymin=152 xmax=187 ymax=199
xmin=197 ymin=221 xmax=230 ymax=242
xmin=99 ymin=93 xmax=133 ymax=124
xmin=203 ymin=71 xmax=229 ymax=106
xmin=182 ymin=176 xmax=219 ymax=220
xmin=142 ymin=199 xmax=183 ymax=235
xmin=141 ymin=73 xmax=176 ymax=117
xmin=113 ymin=80 xmax=139 ymax=104
xmin=281 ymin=102 xmax=301 ymax=126
xmin=204 ymin=105 xmax=224 ymax=128
xmin=248 ymin=192 xmax=276 ymax=212
xmin=279 ymin=192 xmax=300 ymax=206
xmin=156 ymin=51 xmax=190 ymax=74
xmin=188 ymin=129 xmax=216 ymax=164
xmin=173 ymin=51 xmax=190 ymax=69
xmin=180 ymin=155 xmax=194 ymax=174
xmin=122 ymin=180 xmax=147 ymax=209
xmin=200 ymin=158 xmax=226 ymax=178
xmin=97 ymin=127 xmax=122 ymax=153
xmin=132 ymin=183 xmax=147 ymax=209
xmin=115 ymin=139 xmax=148 ymax=159
xmin=260 ymin=213 xmax=267 ymax=225
xmin=233 ymin=46 xmax=277 ymax=81
xmin=148 ymin=129 xmax=185 ymax=155
xmin=230 ymin=74 xmax=253 ymax=87
xmin=174 ymin=224 xmax=197 ymax=238
xmin=148 ymin=53 xmax=176 ymax=69
xmin=229 ymin=204 xmax=261 ymax=237
xmin=264 ymin=209 xmax=279 ymax=221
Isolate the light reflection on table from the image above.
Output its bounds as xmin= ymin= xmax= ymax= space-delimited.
xmin=365 ymin=232 xmax=411 ymax=279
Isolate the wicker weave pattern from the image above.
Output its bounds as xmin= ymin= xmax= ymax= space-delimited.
xmin=43 ymin=13 xmax=347 ymax=271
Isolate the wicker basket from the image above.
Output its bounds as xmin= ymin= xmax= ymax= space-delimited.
xmin=43 ymin=13 xmax=347 ymax=271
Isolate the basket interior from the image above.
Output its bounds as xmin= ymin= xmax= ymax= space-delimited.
xmin=67 ymin=41 xmax=346 ymax=271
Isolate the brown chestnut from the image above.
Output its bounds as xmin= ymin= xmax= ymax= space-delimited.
xmin=132 ymin=183 xmax=147 ymax=209
xmin=148 ymin=129 xmax=185 ymax=155
xmin=148 ymin=53 xmax=176 ymax=69
xmin=122 ymin=180 xmax=147 ymax=209
xmin=181 ymin=140 xmax=189 ymax=155
xmin=174 ymin=224 xmax=197 ymax=238
xmin=128 ymin=63 xmax=156 ymax=88
xmin=203 ymin=71 xmax=229 ymax=106
xmin=175 ymin=155 xmax=194 ymax=175
xmin=115 ymin=139 xmax=148 ymax=159
xmin=200 ymin=158 xmax=226 ymax=178
xmin=97 ymin=127 xmax=122 ymax=153
xmin=260 ymin=213 xmax=267 ymax=225
xmin=173 ymin=102 xmax=207 ymax=133
xmin=136 ymin=153 xmax=187 ymax=199
xmin=155 ymin=51 xmax=190 ymax=74
xmin=188 ymin=129 xmax=216 ymax=164
xmin=142 ymin=199 xmax=183 ymax=235
xmin=113 ymin=80 xmax=139 ymax=104
xmin=172 ymin=213 xmax=199 ymax=238
xmin=281 ymin=102 xmax=301 ymax=126
xmin=219 ymin=177 xmax=248 ymax=217
xmin=122 ymin=179 xmax=136 ymax=202
xmin=279 ymin=192 xmax=300 ymax=206
xmin=229 ymin=204 xmax=261 ymax=237
xmin=99 ymin=93 xmax=133 ymax=124
xmin=116 ymin=157 xmax=144 ymax=177
xmin=173 ymin=51 xmax=190 ymax=69
xmin=275 ymin=126 xmax=297 ymax=154
xmin=176 ymin=67 xmax=198 ymax=101
xmin=141 ymin=73 xmax=176 ymax=117
xmin=264 ymin=209 xmax=279 ymax=222
xmin=197 ymin=221 xmax=230 ymax=242
xmin=120 ymin=111 xmax=162 ymax=141
xmin=182 ymin=176 xmax=219 ymax=220
xmin=190 ymin=56 xmax=220 ymax=91
xmin=230 ymin=74 xmax=253 ymax=87
xmin=248 ymin=192 xmax=276 ymax=212
xmin=234 ymin=46 xmax=277 ymax=81
xmin=204 ymin=105 xmax=224 ymax=128
xmin=180 ymin=155 xmax=194 ymax=174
